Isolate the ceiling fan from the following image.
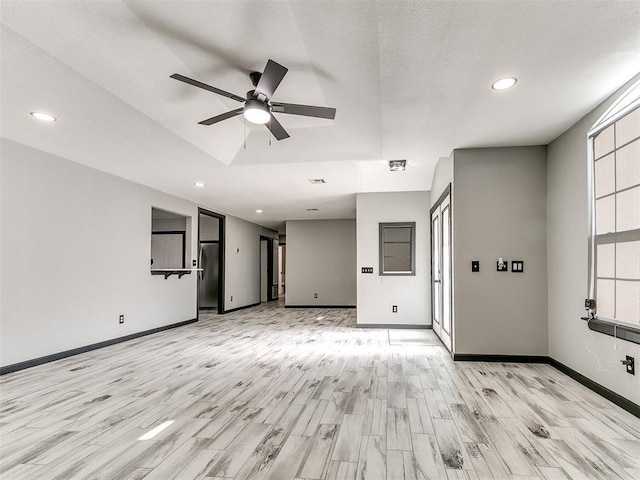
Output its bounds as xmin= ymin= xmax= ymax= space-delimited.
xmin=170 ymin=59 xmax=336 ymax=140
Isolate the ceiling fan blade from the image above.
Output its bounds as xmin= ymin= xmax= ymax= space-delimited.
xmin=265 ymin=114 xmax=290 ymax=141
xmin=271 ymin=102 xmax=336 ymax=120
xmin=255 ymin=60 xmax=288 ymax=99
xmin=198 ymin=107 xmax=244 ymax=125
xmin=170 ymin=73 xmax=245 ymax=103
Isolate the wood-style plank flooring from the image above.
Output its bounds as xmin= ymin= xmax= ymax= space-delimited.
xmin=1 ymin=302 xmax=640 ymax=479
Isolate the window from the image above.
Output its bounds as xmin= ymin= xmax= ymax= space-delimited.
xmin=589 ymin=98 xmax=640 ymax=326
xmin=151 ymin=207 xmax=189 ymax=270
xmin=379 ymin=222 xmax=416 ymax=275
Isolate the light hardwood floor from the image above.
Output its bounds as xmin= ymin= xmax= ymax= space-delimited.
xmin=1 ymin=302 xmax=640 ymax=479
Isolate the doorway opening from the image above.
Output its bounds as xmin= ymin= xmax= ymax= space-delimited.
xmin=430 ymin=184 xmax=452 ymax=352
xmin=260 ymin=236 xmax=279 ymax=302
xmin=198 ymin=209 xmax=225 ymax=314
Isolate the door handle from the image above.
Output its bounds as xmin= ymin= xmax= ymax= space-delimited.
xmin=199 ymin=247 xmax=205 ymax=280
xmin=434 ymin=279 xmax=441 ymax=283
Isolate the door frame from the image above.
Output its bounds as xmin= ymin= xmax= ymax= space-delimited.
xmin=259 ymin=235 xmax=277 ymax=302
xmin=198 ymin=208 xmax=226 ymax=316
xmin=430 ymin=183 xmax=453 ymax=352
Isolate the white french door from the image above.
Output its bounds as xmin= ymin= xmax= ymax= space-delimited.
xmin=431 ymin=188 xmax=452 ymax=352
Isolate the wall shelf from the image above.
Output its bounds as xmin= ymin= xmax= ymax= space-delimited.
xmin=150 ymin=269 xmax=202 ymax=279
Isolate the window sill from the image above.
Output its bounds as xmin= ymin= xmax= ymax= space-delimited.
xmin=581 ymin=316 xmax=640 ymax=346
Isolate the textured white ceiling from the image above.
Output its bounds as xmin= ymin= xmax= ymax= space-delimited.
xmin=1 ymin=1 xmax=639 ymax=232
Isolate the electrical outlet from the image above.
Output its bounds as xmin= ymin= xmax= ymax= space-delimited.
xmin=392 ymin=305 xmax=398 ymax=313
xmin=119 ymin=315 xmax=124 ymax=324
xmin=625 ymin=356 xmax=635 ymax=375
xmin=314 ymin=293 xmax=318 ymax=299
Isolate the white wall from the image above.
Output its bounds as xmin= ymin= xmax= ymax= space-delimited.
xmin=430 ymin=154 xmax=453 ymax=207
xmin=286 ymin=219 xmax=356 ymax=306
xmin=453 ymin=147 xmax=548 ymax=355
xmin=1 ymin=139 xmax=198 ymax=366
xmin=224 ymin=215 xmax=277 ymax=310
xmin=547 ymin=74 xmax=640 ymax=405
xmin=357 ymin=191 xmax=431 ymax=326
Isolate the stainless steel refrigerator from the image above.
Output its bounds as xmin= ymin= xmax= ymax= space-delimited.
xmin=199 ymin=243 xmax=219 ymax=309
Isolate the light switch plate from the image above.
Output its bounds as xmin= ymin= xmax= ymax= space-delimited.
xmin=512 ymin=260 xmax=524 ymax=272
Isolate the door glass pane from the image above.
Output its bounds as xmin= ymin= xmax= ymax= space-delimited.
xmin=616 ymin=280 xmax=640 ymax=324
xmin=596 ymin=279 xmax=615 ymax=318
xmin=432 ymin=216 xmax=440 ymax=325
xmin=596 ymin=243 xmax=615 ymax=278
xmin=442 ymin=205 xmax=451 ymax=334
xmin=616 ymin=241 xmax=640 ymax=280
xmin=616 ymin=139 xmax=640 ymax=191
xmin=616 ymin=186 xmax=640 ymax=232
xmin=596 ymin=196 xmax=615 ymax=234
xmin=595 ymin=153 xmax=615 ymax=198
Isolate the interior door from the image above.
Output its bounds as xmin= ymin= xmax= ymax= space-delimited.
xmin=431 ymin=211 xmax=442 ymax=339
xmin=431 ymin=188 xmax=452 ymax=352
xmin=271 ymin=239 xmax=279 ymax=300
xmin=199 ymin=243 xmax=219 ymax=308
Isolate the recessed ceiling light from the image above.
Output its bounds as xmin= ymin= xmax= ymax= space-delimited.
xmin=256 ymin=209 xmax=263 ymax=214
xmin=193 ymin=182 xmax=206 ymax=188
xmin=30 ymin=111 xmax=57 ymax=122
xmin=491 ymin=77 xmax=518 ymax=91
xmin=308 ymin=179 xmax=327 ymax=184
xmin=389 ymin=160 xmax=406 ymax=171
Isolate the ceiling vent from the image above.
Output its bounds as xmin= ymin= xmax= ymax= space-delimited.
xmin=389 ymin=160 xmax=406 ymax=171
xmin=307 ymin=208 xmax=319 ymax=211
xmin=308 ymin=178 xmax=327 ymax=184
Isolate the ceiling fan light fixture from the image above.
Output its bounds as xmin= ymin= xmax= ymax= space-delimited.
xmin=492 ymin=76 xmax=518 ymax=91
xmin=244 ymin=99 xmax=270 ymax=125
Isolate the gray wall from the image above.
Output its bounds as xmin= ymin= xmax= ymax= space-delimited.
xmin=224 ymin=215 xmax=277 ymax=309
xmin=547 ymin=73 xmax=640 ymax=405
xmin=286 ymin=219 xmax=356 ymax=306
xmin=152 ymin=216 xmax=187 ymax=232
xmin=453 ymin=147 xmax=548 ymax=355
xmin=356 ymin=191 xmax=431 ymax=326
xmin=0 ymin=138 xmax=277 ymax=367
xmin=199 ymin=214 xmax=219 ymax=242
xmin=1 ymin=139 xmax=198 ymax=366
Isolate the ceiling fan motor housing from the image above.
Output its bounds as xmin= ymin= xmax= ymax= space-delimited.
xmin=249 ymin=71 xmax=262 ymax=87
